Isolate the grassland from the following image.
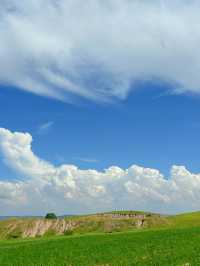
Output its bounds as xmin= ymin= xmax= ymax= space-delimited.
xmin=0 ymin=211 xmax=200 ymax=266
xmin=0 ymin=227 xmax=200 ymax=266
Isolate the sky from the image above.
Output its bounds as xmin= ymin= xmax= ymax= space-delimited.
xmin=1 ymin=0 xmax=200 ymax=215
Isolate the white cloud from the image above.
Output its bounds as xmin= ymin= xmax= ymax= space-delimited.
xmin=1 ymin=1 xmax=200 ymax=102
xmin=0 ymin=127 xmax=200 ymax=215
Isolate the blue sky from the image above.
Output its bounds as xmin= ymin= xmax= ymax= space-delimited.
xmin=1 ymin=81 xmax=200 ymax=179
xmin=1 ymin=0 xmax=200 ymax=215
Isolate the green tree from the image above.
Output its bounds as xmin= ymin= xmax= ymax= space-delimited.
xmin=45 ymin=213 xmax=57 ymax=219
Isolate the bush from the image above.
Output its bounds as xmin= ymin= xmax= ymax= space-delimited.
xmin=64 ymin=229 xmax=73 ymax=236
xmin=7 ymin=229 xmax=22 ymax=239
xmin=44 ymin=229 xmax=56 ymax=237
xmin=45 ymin=213 xmax=57 ymax=219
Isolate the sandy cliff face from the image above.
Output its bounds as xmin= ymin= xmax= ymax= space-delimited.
xmin=22 ymin=219 xmax=77 ymax=238
xmin=0 ymin=218 xmax=77 ymax=239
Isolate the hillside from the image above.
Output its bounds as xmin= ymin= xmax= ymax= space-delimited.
xmin=0 ymin=211 xmax=169 ymax=239
xmin=1 ymin=210 xmax=200 ymax=240
xmin=167 ymin=211 xmax=200 ymax=227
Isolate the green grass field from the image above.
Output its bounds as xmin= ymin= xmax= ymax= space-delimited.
xmin=0 ymin=227 xmax=200 ymax=266
xmin=1 ymin=211 xmax=200 ymax=266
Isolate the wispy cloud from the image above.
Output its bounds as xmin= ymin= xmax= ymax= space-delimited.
xmin=1 ymin=1 xmax=200 ymax=103
xmin=37 ymin=121 xmax=54 ymax=135
xmin=74 ymin=157 xmax=99 ymax=163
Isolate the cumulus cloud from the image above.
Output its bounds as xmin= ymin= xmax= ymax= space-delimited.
xmin=1 ymin=0 xmax=200 ymax=102
xmin=0 ymin=127 xmax=200 ymax=215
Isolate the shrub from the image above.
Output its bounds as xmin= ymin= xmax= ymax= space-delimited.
xmin=7 ymin=229 xmax=22 ymax=239
xmin=44 ymin=229 xmax=56 ymax=237
xmin=64 ymin=229 xmax=73 ymax=236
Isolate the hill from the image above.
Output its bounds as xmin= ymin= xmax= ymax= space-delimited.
xmin=0 ymin=211 xmax=169 ymax=239
xmin=1 ymin=210 xmax=200 ymax=240
xmin=168 ymin=211 xmax=200 ymax=227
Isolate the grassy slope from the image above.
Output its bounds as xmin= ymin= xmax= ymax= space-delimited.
xmin=0 ymin=227 xmax=200 ymax=266
xmin=168 ymin=211 xmax=200 ymax=227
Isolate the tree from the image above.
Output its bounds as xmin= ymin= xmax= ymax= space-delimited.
xmin=45 ymin=213 xmax=57 ymax=219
